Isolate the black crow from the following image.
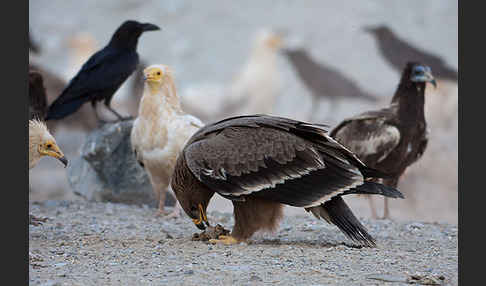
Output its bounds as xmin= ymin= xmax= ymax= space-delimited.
xmin=365 ymin=25 xmax=457 ymax=82
xmin=283 ymin=48 xmax=379 ymax=121
xmin=331 ymin=62 xmax=436 ymax=219
xmin=45 ymin=20 xmax=160 ymax=122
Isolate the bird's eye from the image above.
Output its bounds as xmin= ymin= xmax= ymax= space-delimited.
xmin=157 ymin=71 xmax=161 ymax=76
xmin=46 ymin=144 xmax=52 ymax=148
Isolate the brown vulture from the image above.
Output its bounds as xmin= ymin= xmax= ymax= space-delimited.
xmin=171 ymin=115 xmax=404 ymax=247
xmin=330 ymin=62 xmax=436 ymax=219
xmin=365 ymin=25 xmax=457 ymax=82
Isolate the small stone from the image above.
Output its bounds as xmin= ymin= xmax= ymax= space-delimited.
xmin=250 ymin=275 xmax=263 ymax=282
xmin=367 ymin=274 xmax=408 ymax=283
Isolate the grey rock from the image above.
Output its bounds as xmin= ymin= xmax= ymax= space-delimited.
xmin=67 ymin=120 xmax=175 ymax=207
xmin=249 ymin=275 xmax=263 ymax=282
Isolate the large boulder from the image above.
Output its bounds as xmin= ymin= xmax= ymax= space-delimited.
xmin=67 ymin=120 xmax=175 ymax=207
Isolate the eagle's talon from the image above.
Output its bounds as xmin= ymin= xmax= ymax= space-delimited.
xmin=209 ymin=235 xmax=239 ymax=245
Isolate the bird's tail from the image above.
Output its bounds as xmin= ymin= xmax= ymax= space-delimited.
xmin=306 ymin=181 xmax=403 ymax=247
xmin=359 ymin=165 xmax=396 ymax=180
xmin=341 ymin=181 xmax=404 ymax=199
xmin=45 ymin=97 xmax=85 ymax=120
xmin=307 ymin=196 xmax=376 ymax=247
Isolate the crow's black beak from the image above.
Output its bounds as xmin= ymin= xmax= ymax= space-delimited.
xmin=141 ymin=23 xmax=160 ymax=32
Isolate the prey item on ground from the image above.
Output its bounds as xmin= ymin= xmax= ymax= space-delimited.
xmin=191 ymin=224 xmax=231 ymax=242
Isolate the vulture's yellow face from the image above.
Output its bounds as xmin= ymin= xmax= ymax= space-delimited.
xmin=143 ymin=65 xmax=168 ymax=83
xmin=38 ymin=139 xmax=68 ymax=167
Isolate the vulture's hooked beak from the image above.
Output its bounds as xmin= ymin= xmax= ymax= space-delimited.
xmin=141 ymin=23 xmax=161 ymax=32
xmin=58 ymin=156 xmax=69 ymax=168
xmin=40 ymin=143 xmax=68 ymax=168
xmin=192 ymin=204 xmax=209 ymax=230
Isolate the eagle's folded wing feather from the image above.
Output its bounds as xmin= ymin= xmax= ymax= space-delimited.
xmin=184 ymin=124 xmax=364 ymax=208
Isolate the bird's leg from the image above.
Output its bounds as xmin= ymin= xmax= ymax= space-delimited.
xmin=367 ymin=196 xmax=379 ymax=219
xmin=92 ymin=101 xmax=108 ymax=125
xmin=380 ymin=178 xmax=398 ymax=220
xmin=382 ymin=197 xmax=390 ymax=219
xmin=164 ymin=200 xmax=182 ymax=219
xmin=209 ymin=235 xmax=240 ymax=245
xmin=308 ymin=95 xmax=321 ymax=122
xmin=104 ymin=99 xmax=133 ymax=121
xmin=325 ymin=99 xmax=339 ymax=123
xmin=155 ymin=187 xmax=168 ymax=217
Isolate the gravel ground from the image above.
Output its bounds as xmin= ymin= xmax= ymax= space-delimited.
xmin=29 ymin=200 xmax=457 ymax=285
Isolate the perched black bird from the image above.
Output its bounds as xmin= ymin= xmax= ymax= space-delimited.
xmin=365 ymin=25 xmax=457 ymax=82
xmin=45 ymin=20 xmax=160 ymax=122
xmin=29 ymin=71 xmax=48 ymax=120
xmin=283 ymin=48 xmax=379 ymax=121
xmin=330 ymin=62 xmax=436 ymax=219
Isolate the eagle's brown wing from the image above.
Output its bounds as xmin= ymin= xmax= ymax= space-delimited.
xmin=183 ymin=115 xmax=367 ymax=208
xmin=330 ymin=106 xmax=401 ymax=166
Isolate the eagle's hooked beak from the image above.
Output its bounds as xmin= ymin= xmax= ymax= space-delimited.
xmin=192 ymin=204 xmax=209 ymax=230
xmin=411 ymin=67 xmax=437 ymax=89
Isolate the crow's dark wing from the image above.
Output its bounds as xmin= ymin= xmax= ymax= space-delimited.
xmin=284 ymin=49 xmax=378 ymax=101
xmin=331 ymin=106 xmax=400 ymax=166
xmin=52 ymin=47 xmax=138 ymax=105
xmin=183 ymin=115 xmax=369 ymax=208
xmin=376 ymin=31 xmax=458 ymax=81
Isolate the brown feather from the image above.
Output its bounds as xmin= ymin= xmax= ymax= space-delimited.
xmin=172 ymin=115 xmax=404 ymax=246
xmin=232 ymin=198 xmax=284 ymax=241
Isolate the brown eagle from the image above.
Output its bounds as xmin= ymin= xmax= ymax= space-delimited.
xmin=171 ymin=115 xmax=404 ymax=247
xmin=330 ymin=62 xmax=436 ymax=219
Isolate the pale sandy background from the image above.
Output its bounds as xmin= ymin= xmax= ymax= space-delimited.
xmin=29 ymin=0 xmax=458 ymax=223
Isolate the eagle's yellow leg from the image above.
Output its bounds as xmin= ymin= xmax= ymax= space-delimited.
xmin=209 ymin=235 xmax=239 ymax=245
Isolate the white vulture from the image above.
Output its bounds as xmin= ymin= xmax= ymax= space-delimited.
xmin=131 ymin=64 xmax=203 ymax=216
xmin=29 ymin=119 xmax=67 ymax=225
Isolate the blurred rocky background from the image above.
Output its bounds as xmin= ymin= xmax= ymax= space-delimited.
xmin=29 ymin=0 xmax=457 ymax=223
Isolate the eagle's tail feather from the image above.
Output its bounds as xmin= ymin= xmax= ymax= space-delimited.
xmin=307 ymin=196 xmax=376 ymax=247
xmin=342 ymin=181 xmax=404 ymax=199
